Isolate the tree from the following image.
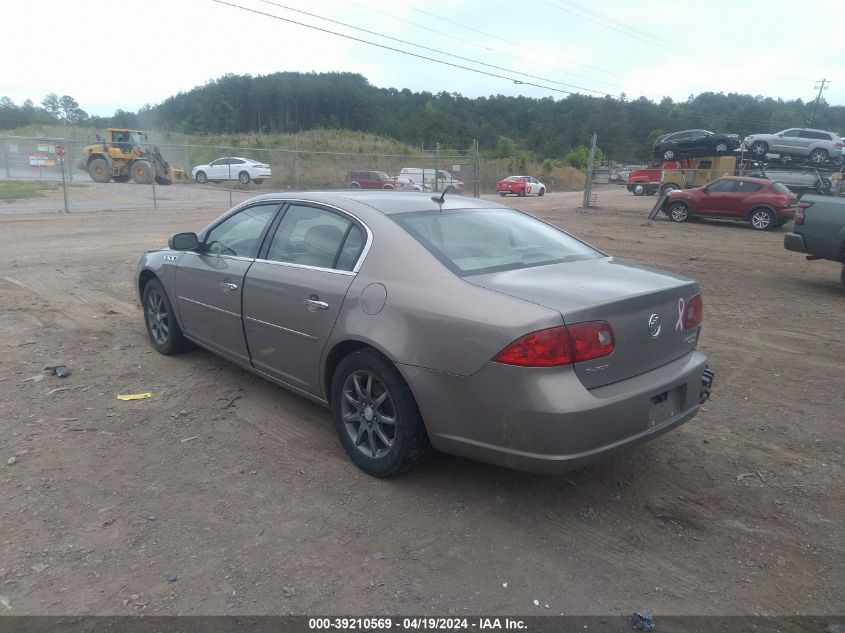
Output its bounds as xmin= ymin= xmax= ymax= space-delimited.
xmin=59 ymin=95 xmax=78 ymax=118
xmin=41 ymin=93 xmax=61 ymax=119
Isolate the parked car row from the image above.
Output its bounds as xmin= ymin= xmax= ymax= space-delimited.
xmin=651 ymin=127 xmax=844 ymax=165
xmin=345 ymin=168 xmax=465 ymax=192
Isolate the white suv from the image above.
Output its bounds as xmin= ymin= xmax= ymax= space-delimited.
xmin=744 ymin=128 xmax=843 ymax=164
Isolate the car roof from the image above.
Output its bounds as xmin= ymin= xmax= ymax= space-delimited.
xmin=243 ymin=190 xmax=503 ymax=215
xmin=714 ymin=176 xmax=772 ymax=184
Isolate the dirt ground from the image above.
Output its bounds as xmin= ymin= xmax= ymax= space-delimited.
xmin=0 ymin=188 xmax=842 ymax=616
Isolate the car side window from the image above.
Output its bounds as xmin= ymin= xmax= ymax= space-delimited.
xmin=210 ymin=158 xmax=225 ymax=166
xmin=336 ymin=225 xmax=366 ymax=272
xmin=265 ymin=205 xmax=359 ymax=270
xmin=201 ymin=204 xmax=278 ymax=258
xmin=736 ymin=181 xmax=762 ymax=192
xmin=230 ymin=158 xmax=245 ymax=165
xmin=782 ymin=129 xmax=800 ymax=137
xmin=706 ymin=180 xmax=737 ymax=193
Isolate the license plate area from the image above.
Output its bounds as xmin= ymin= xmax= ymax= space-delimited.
xmin=648 ymin=385 xmax=683 ymax=429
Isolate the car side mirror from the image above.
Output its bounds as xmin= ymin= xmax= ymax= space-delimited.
xmin=169 ymin=232 xmax=199 ymax=250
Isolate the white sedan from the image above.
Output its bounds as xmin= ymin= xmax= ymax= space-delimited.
xmin=192 ymin=157 xmax=271 ymax=185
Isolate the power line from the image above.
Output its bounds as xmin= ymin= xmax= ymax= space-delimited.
xmin=210 ymin=0 xmax=579 ymax=95
xmin=544 ymin=0 xmax=813 ymax=84
xmin=208 ymin=0 xmax=810 ymax=129
xmin=258 ymin=0 xmax=610 ymax=96
xmin=346 ymin=0 xmax=622 ymax=90
xmin=401 ymin=2 xmax=621 ymax=78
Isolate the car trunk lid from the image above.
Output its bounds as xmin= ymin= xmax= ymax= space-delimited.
xmin=467 ymin=257 xmax=701 ymax=389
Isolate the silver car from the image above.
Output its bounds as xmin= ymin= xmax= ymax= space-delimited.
xmin=136 ymin=192 xmax=714 ymax=476
xmin=744 ymin=128 xmax=843 ymax=164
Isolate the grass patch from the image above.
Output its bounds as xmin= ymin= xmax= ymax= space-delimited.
xmin=0 ymin=180 xmax=58 ymax=203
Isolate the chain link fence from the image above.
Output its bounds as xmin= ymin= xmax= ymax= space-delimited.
xmin=0 ymin=135 xmax=483 ymax=214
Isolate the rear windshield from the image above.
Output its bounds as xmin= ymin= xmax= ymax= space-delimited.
xmin=772 ymin=182 xmax=791 ymax=195
xmin=393 ymin=208 xmax=602 ymax=276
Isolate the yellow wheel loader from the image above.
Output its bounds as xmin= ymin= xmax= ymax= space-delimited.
xmin=74 ymin=129 xmax=187 ymax=185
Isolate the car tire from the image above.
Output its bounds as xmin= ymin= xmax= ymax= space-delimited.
xmin=816 ymin=178 xmax=832 ymax=195
xmin=142 ymin=279 xmax=191 ymax=356
xmin=87 ymin=158 xmax=112 ymax=183
xmin=808 ymin=149 xmax=829 ymax=164
xmin=663 ymin=149 xmax=675 ymax=161
xmin=538 ymin=187 xmax=545 ymax=197
xmin=130 ymin=160 xmax=153 ymax=184
xmin=383 ymin=184 xmax=395 ymax=190
xmin=667 ymin=201 xmax=689 ymax=223
xmin=349 ymin=182 xmax=360 ymax=188
xmin=238 ymin=171 xmax=251 ymax=185
xmin=518 ymin=188 xmax=526 ymax=197
xmin=499 ymin=192 xmax=507 ymax=196
xmin=195 ymin=170 xmax=208 ymax=184
xmin=750 ymin=141 xmax=768 ymax=157
xmin=253 ymin=179 xmax=263 ymax=184
xmin=632 ymin=183 xmax=645 ymax=196
xmin=331 ymin=350 xmax=431 ymax=477
xmin=749 ymin=207 xmax=776 ymax=231
xmin=714 ymin=141 xmax=728 ymax=152
xmin=660 ymin=183 xmax=679 ymax=195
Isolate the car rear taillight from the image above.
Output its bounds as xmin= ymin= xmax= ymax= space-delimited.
xmin=684 ymin=293 xmax=703 ymax=330
xmin=795 ymin=200 xmax=814 ymax=224
xmin=568 ymin=321 xmax=615 ymax=362
xmin=493 ymin=321 xmax=615 ymax=367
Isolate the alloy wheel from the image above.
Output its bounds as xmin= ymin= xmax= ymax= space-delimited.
xmin=669 ymin=203 xmax=688 ymax=222
xmin=340 ymin=370 xmax=397 ymax=459
xmin=751 ymin=209 xmax=772 ymax=230
xmin=146 ymin=289 xmax=169 ymax=346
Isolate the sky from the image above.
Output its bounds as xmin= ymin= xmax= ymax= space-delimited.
xmin=1 ymin=0 xmax=842 ymax=118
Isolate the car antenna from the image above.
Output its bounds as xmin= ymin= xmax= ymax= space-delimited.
xmin=431 ymin=189 xmax=447 ymax=210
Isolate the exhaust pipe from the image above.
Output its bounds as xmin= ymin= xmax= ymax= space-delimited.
xmin=700 ymin=366 xmax=715 ymax=404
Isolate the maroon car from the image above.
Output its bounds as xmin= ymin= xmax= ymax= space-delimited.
xmin=662 ymin=176 xmax=797 ymax=231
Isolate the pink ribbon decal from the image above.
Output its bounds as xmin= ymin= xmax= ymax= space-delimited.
xmin=675 ymin=297 xmax=685 ymax=332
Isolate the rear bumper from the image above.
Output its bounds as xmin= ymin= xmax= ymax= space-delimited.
xmin=784 ymin=232 xmax=807 ymax=253
xmin=401 ymin=351 xmax=711 ymax=473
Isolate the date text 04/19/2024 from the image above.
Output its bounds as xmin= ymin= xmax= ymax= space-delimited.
xmin=307 ymin=618 xmax=528 ymax=630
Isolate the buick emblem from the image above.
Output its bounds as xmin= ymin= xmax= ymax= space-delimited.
xmin=648 ymin=314 xmax=662 ymax=338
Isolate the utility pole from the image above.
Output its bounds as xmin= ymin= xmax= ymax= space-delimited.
xmin=582 ymin=132 xmax=597 ymax=209
xmin=808 ymin=79 xmax=829 ymax=127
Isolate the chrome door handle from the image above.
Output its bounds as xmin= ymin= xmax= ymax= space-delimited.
xmin=220 ymin=282 xmax=238 ymax=292
xmin=304 ymin=298 xmax=329 ymax=310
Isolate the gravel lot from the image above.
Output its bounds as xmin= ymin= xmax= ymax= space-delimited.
xmin=0 ymin=188 xmax=842 ymax=616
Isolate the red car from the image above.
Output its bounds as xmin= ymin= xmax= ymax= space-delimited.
xmin=496 ymin=175 xmax=546 ymax=197
xmin=662 ymin=176 xmax=797 ymax=231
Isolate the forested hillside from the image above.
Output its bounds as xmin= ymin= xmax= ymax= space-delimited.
xmin=3 ymin=72 xmax=844 ymax=161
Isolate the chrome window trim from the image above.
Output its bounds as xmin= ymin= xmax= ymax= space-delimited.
xmin=251 ymin=258 xmax=355 ymax=276
xmin=180 ymin=251 xmax=255 ymax=263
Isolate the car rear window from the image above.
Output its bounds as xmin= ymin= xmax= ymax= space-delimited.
xmin=393 ymin=208 xmax=602 ymax=276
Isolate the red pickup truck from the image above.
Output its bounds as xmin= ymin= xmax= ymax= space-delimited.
xmin=626 ymin=159 xmax=686 ymax=195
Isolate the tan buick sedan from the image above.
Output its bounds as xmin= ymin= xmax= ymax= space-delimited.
xmin=136 ymin=191 xmax=713 ymax=477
